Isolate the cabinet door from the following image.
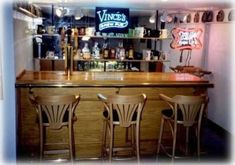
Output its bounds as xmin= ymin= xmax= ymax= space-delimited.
xmin=54 ymin=60 xmax=64 ymax=71
xmin=40 ymin=60 xmax=52 ymax=71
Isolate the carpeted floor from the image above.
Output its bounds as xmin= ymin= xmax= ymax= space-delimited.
xmin=17 ymin=120 xmax=231 ymax=164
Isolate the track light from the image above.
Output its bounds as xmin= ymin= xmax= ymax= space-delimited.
xmin=56 ymin=7 xmax=66 ymax=17
xmin=149 ymin=14 xmax=155 ymax=23
xmin=75 ymin=8 xmax=84 ymax=20
xmin=160 ymin=11 xmax=168 ymax=22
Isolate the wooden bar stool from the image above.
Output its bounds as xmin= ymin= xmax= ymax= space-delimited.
xmin=157 ymin=94 xmax=207 ymax=161
xmin=97 ymin=93 xmax=147 ymax=162
xmin=29 ymin=92 xmax=80 ymax=161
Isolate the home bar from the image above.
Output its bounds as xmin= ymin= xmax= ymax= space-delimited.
xmin=16 ymin=71 xmax=213 ymax=159
xmin=0 ymin=0 xmax=233 ymax=163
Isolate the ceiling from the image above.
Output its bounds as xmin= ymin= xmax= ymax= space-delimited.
xmin=31 ymin=0 xmax=233 ymax=17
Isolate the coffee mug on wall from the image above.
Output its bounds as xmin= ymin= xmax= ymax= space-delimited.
xmin=143 ymin=49 xmax=151 ymax=60
xmin=47 ymin=26 xmax=55 ymax=34
xmin=160 ymin=29 xmax=169 ymax=38
xmin=134 ymin=27 xmax=145 ymax=38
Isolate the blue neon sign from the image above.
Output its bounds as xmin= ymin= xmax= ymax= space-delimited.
xmin=95 ymin=7 xmax=129 ymax=33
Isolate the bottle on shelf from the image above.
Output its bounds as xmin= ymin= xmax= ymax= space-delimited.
xmin=92 ymin=42 xmax=100 ymax=59
xmin=116 ymin=42 xmax=125 ymax=60
xmin=103 ymin=43 xmax=109 ymax=59
xmin=109 ymin=48 xmax=116 ymax=59
xmin=128 ymin=45 xmax=134 ymax=59
xmin=120 ymin=44 xmax=125 ymax=60
xmin=116 ymin=43 xmax=121 ymax=59
xmin=82 ymin=42 xmax=91 ymax=59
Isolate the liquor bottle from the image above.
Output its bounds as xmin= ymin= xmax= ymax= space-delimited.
xmin=103 ymin=43 xmax=109 ymax=59
xmin=128 ymin=45 xmax=134 ymax=59
xmin=82 ymin=42 xmax=91 ymax=59
xmin=116 ymin=43 xmax=121 ymax=59
xmin=109 ymin=48 xmax=116 ymax=59
xmin=92 ymin=42 xmax=100 ymax=59
xmin=119 ymin=43 xmax=125 ymax=60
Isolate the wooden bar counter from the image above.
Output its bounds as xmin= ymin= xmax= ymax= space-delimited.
xmin=16 ymin=71 xmax=213 ymax=159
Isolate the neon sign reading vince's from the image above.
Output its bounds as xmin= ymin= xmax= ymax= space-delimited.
xmin=96 ymin=9 xmax=128 ymax=31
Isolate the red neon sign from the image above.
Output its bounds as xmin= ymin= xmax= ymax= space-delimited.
xmin=170 ymin=28 xmax=203 ymax=50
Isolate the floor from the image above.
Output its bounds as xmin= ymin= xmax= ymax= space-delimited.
xmin=79 ymin=120 xmax=231 ymax=164
xmin=17 ymin=119 xmax=231 ymax=164
xmin=141 ymin=119 xmax=231 ymax=164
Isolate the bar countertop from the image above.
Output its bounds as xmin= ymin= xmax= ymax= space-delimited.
xmin=15 ymin=71 xmax=214 ymax=88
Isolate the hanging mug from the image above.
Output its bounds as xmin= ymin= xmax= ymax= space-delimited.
xmin=159 ymin=29 xmax=169 ymax=39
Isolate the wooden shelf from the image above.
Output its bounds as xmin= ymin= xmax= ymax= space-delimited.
xmin=36 ymin=58 xmax=170 ymax=63
xmin=74 ymin=59 xmax=170 ymax=62
xmin=78 ymin=35 xmax=172 ymax=40
xmin=17 ymin=7 xmax=37 ymax=18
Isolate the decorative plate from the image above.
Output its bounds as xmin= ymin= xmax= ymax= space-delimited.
xmin=202 ymin=11 xmax=213 ymax=22
xmin=186 ymin=14 xmax=191 ymax=23
xmin=194 ymin=12 xmax=200 ymax=23
xmin=216 ymin=10 xmax=224 ymax=22
xmin=228 ymin=9 xmax=235 ymax=21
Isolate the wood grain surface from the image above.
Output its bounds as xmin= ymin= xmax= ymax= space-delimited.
xmin=16 ymin=71 xmax=213 ymax=159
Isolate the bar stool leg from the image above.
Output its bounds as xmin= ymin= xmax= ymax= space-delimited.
xmin=109 ymin=125 xmax=114 ymax=162
xmin=157 ymin=117 xmax=164 ymax=156
xmin=71 ymin=125 xmax=75 ymax=160
xmin=69 ymin=124 xmax=73 ymax=161
xmin=101 ymin=120 xmax=107 ymax=159
xmin=172 ymin=124 xmax=177 ymax=161
xmin=131 ymin=125 xmax=135 ymax=156
xmin=136 ymin=123 xmax=140 ymax=162
xmin=197 ymin=125 xmax=201 ymax=158
xmin=125 ymin=127 xmax=129 ymax=143
xmin=39 ymin=124 xmax=43 ymax=160
xmin=185 ymin=127 xmax=189 ymax=156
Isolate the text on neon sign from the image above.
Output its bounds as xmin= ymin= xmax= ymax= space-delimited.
xmin=171 ymin=28 xmax=203 ymax=50
xmin=96 ymin=9 xmax=128 ymax=31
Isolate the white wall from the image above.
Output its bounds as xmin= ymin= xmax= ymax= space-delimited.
xmin=206 ymin=22 xmax=233 ymax=133
xmin=0 ymin=2 xmax=16 ymax=163
xmin=13 ymin=11 xmax=35 ymax=76
xmin=162 ymin=10 xmax=234 ymax=133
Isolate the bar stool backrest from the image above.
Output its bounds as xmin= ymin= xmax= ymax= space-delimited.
xmin=29 ymin=94 xmax=80 ymax=130
xmin=160 ymin=94 xmax=206 ymax=127
xmin=98 ymin=94 xmax=147 ymax=127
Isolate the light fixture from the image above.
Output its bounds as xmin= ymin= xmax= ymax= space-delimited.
xmin=178 ymin=13 xmax=187 ymax=23
xmin=56 ymin=7 xmax=67 ymax=17
xmin=149 ymin=13 xmax=156 ymax=23
xmin=81 ymin=36 xmax=90 ymax=41
xmin=166 ymin=15 xmax=173 ymax=23
xmin=75 ymin=8 xmax=84 ymax=20
xmin=160 ymin=11 xmax=168 ymax=22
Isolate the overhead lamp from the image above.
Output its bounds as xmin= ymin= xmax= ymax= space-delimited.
xmin=149 ymin=14 xmax=156 ymax=23
xmin=177 ymin=13 xmax=187 ymax=23
xmin=166 ymin=15 xmax=173 ymax=23
xmin=160 ymin=11 xmax=168 ymax=22
xmin=56 ymin=7 xmax=67 ymax=17
xmin=75 ymin=8 xmax=84 ymax=20
xmin=81 ymin=36 xmax=90 ymax=41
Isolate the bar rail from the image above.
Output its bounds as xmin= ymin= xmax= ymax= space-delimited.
xmin=15 ymin=71 xmax=214 ymax=88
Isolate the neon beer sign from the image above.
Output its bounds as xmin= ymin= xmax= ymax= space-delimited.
xmin=170 ymin=28 xmax=203 ymax=50
xmin=96 ymin=7 xmax=129 ymax=33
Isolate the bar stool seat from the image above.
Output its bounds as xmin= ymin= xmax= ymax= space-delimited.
xmin=161 ymin=109 xmax=184 ymax=121
xmin=103 ymin=110 xmax=138 ymax=121
xmin=157 ymin=94 xmax=207 ymax=161
xmin=98 ymin=93 xmax=147 ymax=162
xmin=29 ymin=92 xmax=80 ymax=161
